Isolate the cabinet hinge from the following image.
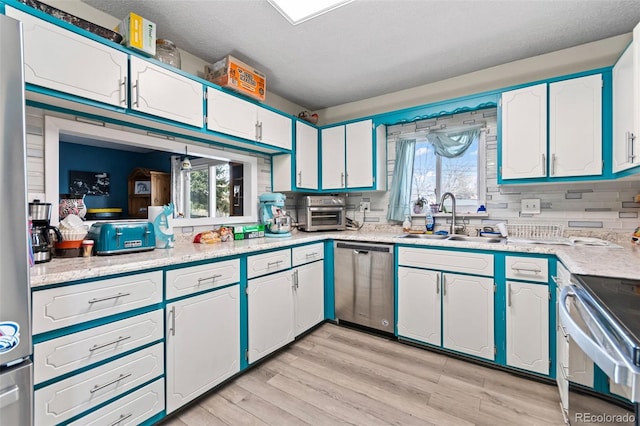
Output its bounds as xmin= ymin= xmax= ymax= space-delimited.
xmin=494 ymin=346 xmax=497 ymax=355
xmin=498 ymin=98 xmax=502 ymax=108
xmin=245 ymin=287 xmax=249 ymax=295
xmin=499 ymin=166 xmax=502 ymax=178
xmin=245 ymin=349 xmax=249 ymax=361
xmin=204 ymin=115 xmax=208 ymax=125
xmin=602 ymin=160 xmax=605 ymax=172
xmin=204 ymin=90 xmax=208 ymax=100
xmin=494 ymin=283 xmax=497 ymax=293
xmin=549 ymin=359 xmax=552 ymax=368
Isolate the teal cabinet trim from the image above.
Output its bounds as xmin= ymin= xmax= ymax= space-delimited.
xmin=323 ymin=240 xmax=335 ymax=320
xmin=240 ymin=256 xmax=249 ymax=371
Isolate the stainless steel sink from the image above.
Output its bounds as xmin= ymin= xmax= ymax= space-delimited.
xmin=447 ymin=235 xmax=505 ymax=243
xmin=396 ymin=234 xmax=505 ymax=243
xmin=395 ymin=234 xmax=449 ymax=239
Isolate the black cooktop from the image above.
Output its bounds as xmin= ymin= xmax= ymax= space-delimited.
xmin=575 ymin=274 xmax=640 ymax=366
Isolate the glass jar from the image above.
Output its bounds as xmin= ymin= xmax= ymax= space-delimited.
xmin=155 ymin=39 xmax=181 ymax=69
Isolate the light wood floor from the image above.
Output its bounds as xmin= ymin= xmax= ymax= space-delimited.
xmin=161 ymin=323 xmax=565 ymax=425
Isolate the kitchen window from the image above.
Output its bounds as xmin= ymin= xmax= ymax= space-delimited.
xmin=386 ymin=109 xmax=492 ymax=221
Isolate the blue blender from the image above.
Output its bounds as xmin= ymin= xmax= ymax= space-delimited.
xmin=259 ymin=193 xmax=292 ymax=237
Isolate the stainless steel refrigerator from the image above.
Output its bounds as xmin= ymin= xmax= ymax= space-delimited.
xmin=0 ymin=13 xmax=33 ymax=426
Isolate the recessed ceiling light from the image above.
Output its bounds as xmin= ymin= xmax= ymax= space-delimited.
xmin=267 ymin=0 xmax=354 ymax=25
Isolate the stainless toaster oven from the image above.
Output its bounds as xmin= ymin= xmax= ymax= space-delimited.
xmin=297 ymin=195 xmax=346 ymax=232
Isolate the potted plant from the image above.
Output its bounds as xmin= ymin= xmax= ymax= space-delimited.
xmin=413 ymin=196 xmax=427 ymax=214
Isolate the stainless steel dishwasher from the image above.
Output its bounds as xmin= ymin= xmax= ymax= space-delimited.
xmin=334 ymin=241 xmax=394 ymax=333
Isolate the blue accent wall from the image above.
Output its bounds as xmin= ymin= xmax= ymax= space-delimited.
xmin=59 ymin=142 xmax=172 ymax=213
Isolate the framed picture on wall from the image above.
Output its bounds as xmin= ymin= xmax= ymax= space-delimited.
xmin=69 ymin=170 xmax=110 ymax=196
xmin=134 ymin=181 xmax=151 ymax=195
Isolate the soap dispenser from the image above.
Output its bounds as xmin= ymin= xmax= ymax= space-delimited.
xmin=402 ymin=216 xmax=412 ymax=233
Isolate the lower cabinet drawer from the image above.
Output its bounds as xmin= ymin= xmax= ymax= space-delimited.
xmin=505 ymin=256 xmax=548 ymax=283
xmin=32 ymin=271 xmax=163 ymax=334
xmin=67 ymin=378 xmax=164 ymax=426
xmin=292 ymin=243 xmax=324 ymax=267
xmin=35 ymin=343 xmax=164 ymax=426
xmin=398 ymin=247 xmax=494 ymax=276
xmin=34 ymin=310 xmax=163 ymax=384
xmin=165 ymin=258 xmax=240 ymax=300
xmin=247 ymin=249 xmax=291 ymax=279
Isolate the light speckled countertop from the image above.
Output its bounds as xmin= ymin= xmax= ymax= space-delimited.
xmin=30 ymin=230 xmax=640 ymax=287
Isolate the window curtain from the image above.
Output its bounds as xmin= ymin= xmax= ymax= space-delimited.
xmin=426 ymin=128 xmax=480 ymax=158
xmin=387 ymin=138 xmax=416 ymax=222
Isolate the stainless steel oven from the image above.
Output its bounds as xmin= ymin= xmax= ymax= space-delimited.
xmin=297 ymin=195 xmax=346 ymax=232
xmin=558 ymin=275 xmax=639 ymax=425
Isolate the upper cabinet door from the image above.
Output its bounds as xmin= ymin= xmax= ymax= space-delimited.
xmin=295 ymin=121 xmax=319 ymax=190
xmin=345 ymin=119 xmax=374 ymax=188
xmin=257 ymin=107 xmax=292 ymax=150
xmin=321 ymin=125 xmax=346 ymax=189
xmin=131 ymin=56 xmax=203 ymax=128
xmin=500 ymin=83 xmax=547 ymax=180
xmin=613 ymin=46 xmax=636 ymax=173
xmin=549 ymin=74 xmax=602 ymax=177
xmin=7 ymin=6 xmax=127 ymax=108
xmin=207 ymin=88 xmax=257 ymax=140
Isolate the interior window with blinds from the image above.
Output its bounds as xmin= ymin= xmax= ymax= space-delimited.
xmin=386 ymin=109 xmax=495 ymax=221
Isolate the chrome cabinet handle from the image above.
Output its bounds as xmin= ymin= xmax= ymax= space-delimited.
xmin=169 ymin=306 xmax=176 ymax=336
xmin=511 ymin=266 xmax=542 ymax=274
xmin=293 ymin=269 xmax=299 ymax=289
xmin=89 ymin=335 xmax=131 ymax=352
xmin=436 ymin=273 xmax=440 ymax=294
xmin=551 ymin=153 xmax=556 ymax=176
xmin=90 ymin=373 xmax=132 ymax=394
xmin=507 ymin=283 xmax=512 ymax=307
xmin=341 ymin=172 xmax=344 ymax=187
xmin=298 ymin=171 xmax=302 ymax=185
xmin=255 ymin=122 xmax=260 ymax=140
xmin=107 ymin=413 xmax=133 ymax=426
xmin=268 ymin=260 xmax=284 ymax=268
xmin=198 ymin=274 xmax=223 ymax=285
xmin=133 ymin=79 xmax=140 ymax=107
xmin=88 ymin=292 xmax=130 ymax=304
xmin=629 ymin=132 xmax=637 ymax=163
xmin=542 ymin=153 xmax=546 ymax=175
xmin=305 ymin=252 xmax=318 ymax=258
xmin=120 ymin=76 xmax=127 ymax=106
xmin=443 ymin=275 xmax=447 ymax=296
xmin=258 ymin=122 xmax=263 ymax=140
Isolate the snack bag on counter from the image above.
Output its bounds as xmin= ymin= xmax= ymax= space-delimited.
xmin=632 ymin=227 xmax=640 ymax=245
xmin=193 ymin=227 xmax=233 ymax=244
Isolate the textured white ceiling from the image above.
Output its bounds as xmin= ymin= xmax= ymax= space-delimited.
xmin=82 ymin=0 xmax=640 ymax=111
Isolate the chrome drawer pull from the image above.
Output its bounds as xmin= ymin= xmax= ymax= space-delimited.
xmin=305 ymin=252 xmax=318 ymax=257
xmin=169 ymin=306 xmax=176 ymax=336
xmin=89 ymin=335 xmax=131 ymax=352
xmin=90 ymin=373 xmax=132 ymax=394
xmin=267 ymin=260 xmax=283 ymax=267
xmin=511 ymin=267 xmax=542 ymax=273
xmin=198 ymin=274 xmax=223 ymax=284
xmin=108 ymin=413 xmax=133 ymax=426
xmin=88 ymin=292 xmax=131 ymax=304
xmin=508 ymin=283 xmax=512 ymax=307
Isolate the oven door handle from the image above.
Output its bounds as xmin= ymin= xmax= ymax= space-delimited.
xmin=558 ymin=286 xmax=632 ymax=386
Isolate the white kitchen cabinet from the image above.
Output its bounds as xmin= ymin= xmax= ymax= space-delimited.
xmin=247 ymin=269 xmax=295 ymax=364
xmin=506 ymin=281 xmax=549 ymax=375
xmin=397 ymin=267 xmax=441 ymax=346
xmin=35 ymin=343 xmax=164 ymax=426
xmin=442 ymin=273 xmax=495 ymax=360
xmin=130 ymin=56 xmax=203 ymax=127
xmin=295 ymin=121 xmax=319 ymax=190
xmin=346 ymin=119 xmax=375 ymax=188
xmin=549 ymin=74 xmax=602 ymax=177
xmin=166 ymin=285 xmax=240 ymax=413
xmin=32 ymin=271 xmax=162 ymax=334
xmin=613 ymin=44 xmax=638 ymax=172
xmin=207 ymin=88 xmax=292 ymax=150
xmin=321 ymin=125 xmax=347 ymax=189
xmin=500 ymin=83 xmax=547 ymax=180
xmin=165 ymin=258 xmax=240 ymax=300
xmin=6 ymin=6 xmax=128 ymax=108
xmin=500 ymin=74 xmax=603 ymax=181
xmin=321 ymin=119 xmax=376 ymax=190
xmin=293 ymin=260 xmax=324 ymax=336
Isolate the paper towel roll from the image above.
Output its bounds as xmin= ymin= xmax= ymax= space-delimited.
xmin=148 ymin=205 xmax=175 ymax=248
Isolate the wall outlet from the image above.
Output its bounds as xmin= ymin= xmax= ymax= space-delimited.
xmin=521 ymin=198 xmax=541 ymax=214
xmin=359 ymin=201 xmax=370 ymax=212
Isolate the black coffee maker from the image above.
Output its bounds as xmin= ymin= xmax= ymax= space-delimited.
xmin=28 ymin=200 xmax=62 ymax=263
